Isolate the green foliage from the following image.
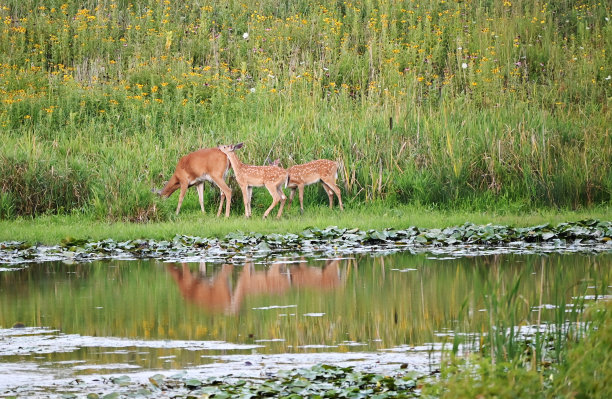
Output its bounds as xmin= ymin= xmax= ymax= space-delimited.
xmin=426 ymin=359 xmax=548 ymax=399
xmin=66 ymin=365 xmax=420 ymax=398
xmin=552 ymin=306 xmax=612 ymax=399
xmin=0 ymin=0 xmax=610 ymax=220
xmin=428 ymin=303 xmax=612 ymax=399
xmin=0 ymin=146 xmax=92 ymax=216
xmin=0 ymin=207 xmax=610 ymax=244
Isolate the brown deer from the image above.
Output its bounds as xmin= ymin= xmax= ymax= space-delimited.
xmin=155 ymin=148 xmax=232 ymax=217
xmin=218 ymin=143 xmax=288 ymax=219
xmin=286 ymin=159 xmax=344 ymax=214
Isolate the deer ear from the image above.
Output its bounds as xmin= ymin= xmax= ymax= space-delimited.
xmin=233 ymin=143 xmax=244 ymax=150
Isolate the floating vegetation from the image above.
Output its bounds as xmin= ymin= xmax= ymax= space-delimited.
xmin=1 ymin=220 xmax=610 ymax=265
xmin=58 ymin=365 xmax=424 ymax=399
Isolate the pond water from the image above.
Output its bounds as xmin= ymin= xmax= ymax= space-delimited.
xmin=1 ymin=252 xmax=611 ymax=395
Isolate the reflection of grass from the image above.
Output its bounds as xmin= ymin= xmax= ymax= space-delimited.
xmin=1 ymin=206 xmax=610 ymax=244
xmin=1 ymin=254 xmax=610 ymax=397
xmin=1 ymin=254 xmax=609 ymax=353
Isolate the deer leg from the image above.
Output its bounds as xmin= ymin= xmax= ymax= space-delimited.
xmin=176 ymin=183 xmax=188 ymax=215
xmin=217 ymin=192 xmax=225 ymax=217
xmin=240 ymin=186 xmax=251 ymax=218
xmin=322 ymin=178 xmax=344 ymax=211
xmin=196 ymin=183 xmax=206 ymax=213
xmin=247 ymin=186 xmax=253 ymax=217
xmin=211 ymin=176 xmax=232 ymax=218
xmin=223 ymin=186 xmax=232 ymax=218
xmin=263 ymin=183 xmax=280 ymax=219
xmin=321 ymin=182 xmax=334 ymax=208
xmin=287 ymin=187 xmax=296 ymax=209
xmin=276 ymin=184 xmax=287 ymax=219
xmin=298 ymin=184 xmax=305 ymax=215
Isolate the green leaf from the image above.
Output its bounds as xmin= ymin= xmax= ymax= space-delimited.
xmin=110 ymin=375 xmax=131 ymax=386
xmin=148 ymin=373 xmax=165 ymax=387
xmin=185 ymin=378 xmax=203 ymax=388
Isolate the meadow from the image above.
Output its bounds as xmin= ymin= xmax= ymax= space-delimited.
xmin=0 ymin=0 xmax=610 ymax=222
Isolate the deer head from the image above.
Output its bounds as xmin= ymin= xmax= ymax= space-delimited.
xmin=218 ymin=142 xmax=243 ymax=155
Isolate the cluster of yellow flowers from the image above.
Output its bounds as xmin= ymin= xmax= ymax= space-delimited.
xmin=0 ymin=0 xmax=609 ymax=124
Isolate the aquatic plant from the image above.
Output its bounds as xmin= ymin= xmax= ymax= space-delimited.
xmin=51 ymin=364 xmax=423 ymax=398
xmin=1 ymin=220 xmax=610 ymax=264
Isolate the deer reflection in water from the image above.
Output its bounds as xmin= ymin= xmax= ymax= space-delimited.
xmin=166 ymin=259 xmax=343 ymax=314
xmin=165 ymin=263 xmax=235 ymax=314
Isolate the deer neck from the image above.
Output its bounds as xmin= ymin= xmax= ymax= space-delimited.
xmin=226 ymin=152 xmax=245 ymax=175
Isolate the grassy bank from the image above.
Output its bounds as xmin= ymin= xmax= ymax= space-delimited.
xmin=0 ymin=0 xmax=610 ymax=221
xmin=426 ymin=303 xmax=612 ymax=399
xmin=1 ymin=205 xmax=610 ymax=244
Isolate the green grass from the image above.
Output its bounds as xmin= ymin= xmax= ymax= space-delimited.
xmin=426 ymin=302 xmax=612 ymax=399
xmin=0 ymin=0 xmax=610 ymax=222
xmin=1 ymin=204 xmax=610 ymax=244
xmin=552 ymin=304 xmax=612 ymax=399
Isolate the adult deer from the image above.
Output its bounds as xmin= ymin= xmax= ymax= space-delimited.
xmin=218 ymin=143 xmax=288 ymax=219
xmin=155 ymin=148 xmax=232 ymax=217
xmin=286 ymin=159 xmax=344 ymax=214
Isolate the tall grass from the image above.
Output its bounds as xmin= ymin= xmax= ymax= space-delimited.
xmin=0 ymin=0 xmax=610 ymax=220
xmin=430 ymin=303 xmax=612 ymax=399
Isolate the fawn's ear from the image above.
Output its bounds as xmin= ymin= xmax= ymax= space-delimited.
xmin=273 ymin=158 xmax=280 ymax=165
xmin=233 ymin=142 xmax=244 ymax=150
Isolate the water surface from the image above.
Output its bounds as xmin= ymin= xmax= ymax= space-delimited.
xmin=1 ymin=252 xmax=611 ymax=394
